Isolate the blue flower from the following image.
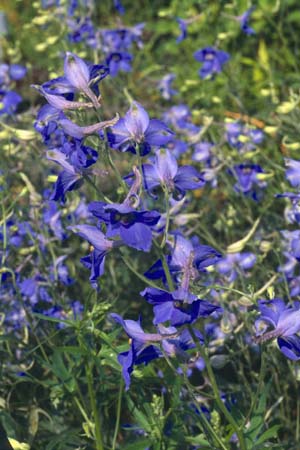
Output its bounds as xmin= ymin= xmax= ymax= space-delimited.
xmin=230 ymin=164 xmax=267 ymax=200
xmin=111 ymin=313 xmax=203 ymax=389
xmin=68 ymin=224 xmax=122 ymax=288
xmin=0 ymin=90 xmax=22 ymax=115
xmin=64 ymin=51 xmax=100 ymax=108
xmin=194 ymin=47 xmax=230 ymax=79
xmin=107 ymin=101 xmax=173 ymax=155
xmin=176 ymin=18 xmax=188 ymax=43
xmin=216 ymin=252 xmax=256 ymax=283
xmin=106 ymin=51 xmax=133 ymax=77
xmin=88 ymin=201 xmax=160 ymax=252
xmin=145 ymin=234 xmax=221 ymax=288
xmin=163 ymin=104 xmax=200 ymax=136
xmin=237 ymin=7 xmax=255 ymax=35
xmin=255 ymin=298 xmax=300 ymax=360
xmin=141 ymin=287 xmax=222 ymax=326
xmin=113 ymin=0 xmax=125 ymax=14
xmin=158 ymin=73 xmax=177 ymax=100
xmin=141 ymin=149 xmax=204 ymax=198
xmin=284 ymin=158 xmax=300 ymax=187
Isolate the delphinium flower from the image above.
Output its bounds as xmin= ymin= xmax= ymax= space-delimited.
xmin=140 ymin=148 xmax=204 ymax=199
xmin=229 ymin=163 xmax=267 ymax=200
xmin=255 ymin=298 xmax=300 ymax=360
xmin=110 ymin=313 xmax=203 ymax=389
xmin=42 ymin=194 xmax=66 ymax=240
xmin=166 ymin=137 xmax=189 ymax=159
xmin=276 ymin=159 xmax=300 ymax=224
xmin=67 ymin=16 xmax=98 ymax=48
xmin=225 ymin=121 xmax=264 ymax=153
xmin=145 ymin=234 xmax=221 ymax=288
xmin=163 ymin=104 xmax=200 ymax=136
xmin=192 ymin=141 xmax=221 ymax=188
xmin=236 ymin=7 xmax=255 ymax=35
xmin=284 ymin=158 xmax=300 ymax=187
xmin=68 ymin=224 xmax=123 ymax=288
xmin=19 ymin=275 xmax=52 ymax=306
xmin=192 ymin=142 xmax=214 ymax=163
xmin=276 ymin=192 xmax=300 ymax=224
xmin=176 ymin=18 xmax=188 ymax=43
xmin=277 ymin=230 xmax=300 ymax=297
xmin=107 ymin=101 xmax=173 ymax=155
xmin=88 ymin=167 xmax=161 ymax=252
xmin=34 ymin=52 xmax=117 ymax=202
xmin=216 ymin=252 xmax=257 ymax=283
xmin=45 ymin=150 xmax=84 ymax=203
xmin=158 ymin=74 xmax=178 ymax=100
xmin=0 ymin=63 xmax=27 ymax=88
xmin=0 ymin=63 xmax=26 ymax=116
xmin=194 ymin=47 xmax=230 ymax=79
xmin=175 ymin=14 xmax=203 ymax=43
xmin=33 ymin=51 xmax=109 ymax=109
xmin=43 ymin=300 xmax=84 ymax=328
xmin=49 ymin=255 xmax=74 ymax=286
xmin=1 ymin=219 xmax=34 ymax=248
xmin=100 ymin=23 xmax=145 ymax=76
xmin=141 ymin=286 xmax=222 ymax=327
xmin=105 ymin=52 xmax=132 ymax=77
xmin=113 ymin=0 xmax=125 ymax=14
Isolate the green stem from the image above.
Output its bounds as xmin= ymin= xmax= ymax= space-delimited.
xmin=297 ymin=397 xmax=300 ymax=442
xmin=86 ymin=362 xmax=104 ymax=450
xmin=159 ymin=250 xmax=175 ymax=291
xmin=161 ymin=348 xmax=228 ymax=450
xmin=160 ymin=188 xmax=170 ymax=249
xmin=83 ymin=174 xmax=112 ymax=203
xmin=1 ymin=200 xmax=7 ymax=267
xmin=120 ymin=253 xmax=162 ymax=290
xmin=112 ymin=379 xmax=123 ymax=450
xmin=244 ymin=347 xmax=266 ymax=425
xmin=104 ymin=143 xmax=128 ymax=193
xmin=187 ymin=325 xmax=247 ymax=450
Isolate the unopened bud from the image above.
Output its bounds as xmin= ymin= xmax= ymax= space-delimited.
xmin=276 ymin=101 xmax=297 ymax=114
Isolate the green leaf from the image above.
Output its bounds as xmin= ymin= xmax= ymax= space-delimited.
xmin=254 ymin=425 xmax=280 ymax=446
xmin=186 ymin=434 xmax=211 ymax=446
xmin=33 ymin=313 xmax=73 ymax=327
xmin=245 ymin=382 xmax=271 ymax=445
xmin=122 ymin=438 xmax=151 ymax=450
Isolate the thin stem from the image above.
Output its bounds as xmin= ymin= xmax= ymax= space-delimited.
xmin=112 ymin=379 xmax=123 ymax=450
xmin=120 ymin=253 xmax=162 ymax=290
xmin=244 ymin=347 xmax=266 ymax=425
xmin=187 ymin=325 xmax=247 ymax=450
xmin=160 ymin=188 xmax=170 ymax=249
xmin=161 ymin=253 xmax=175 ymax=291
xmin=296 ymin=397 xmax=300 ymax=442
xmin=1 ymin=200 xmax=7 ymax=267
xmin=83 ymin=174 xmax=112 ymax=203
xmin=104 ymin=144 xmax=128 ymax=193
xmin=161 ymin=348 xmax=228 ymax=450
xmin=86 ymin=362 xmax=104 ymax=450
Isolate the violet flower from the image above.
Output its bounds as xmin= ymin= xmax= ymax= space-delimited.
xmin=141 ymin=286 xmax=222 ymax=326
xmin=89 ymin=201 xmax=160 ymax=252
xmin=68 ymin=224 xmax=122 ymax=288
xmin=158 ymin=73 xmax=178 ymax=100
xmin=194 ymin=47 xmax=230 ymax=79
xmin=284 ymin=159 xmax=300 ymax=187
xmin=237 ymin=7 xmax=255 ymax=35
xmin=141 ymin=148 xmax=204 ymax=198
xmin=64 ymin=51 xmax=100 ymax=108
xmin=107 ymin=101 xmax=173 ymax=155
xmin=255 ymin=298 xmax=300 ymax=360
